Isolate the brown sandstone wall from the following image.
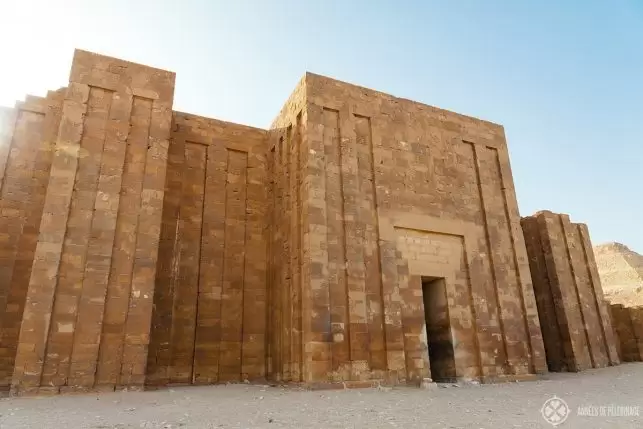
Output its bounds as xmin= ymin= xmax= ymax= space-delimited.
xmin=0 ymin=92 xmax=64 ymax=388
xmin=145 ymin=113 xmax=269 ymax=386
xmin=295 ymin=73 xmax=547 ymax=384
xmin=521 ymin=211 xmax=620 ymax=372
xmin=9 ymin=50 xmax=175 ymax=394
xmin=267 ymin=77 xmax=307 ymax=382
xmin=631 ymin=308 xmax=643 ymax=360
xmin=610 ymin=304 xmax=643 ymax=362
xmin=0 ymin=50 xmax=555 ymax=392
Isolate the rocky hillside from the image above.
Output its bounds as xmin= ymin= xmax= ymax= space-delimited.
xmin=594 ymin=242 xmax=643 ymax=306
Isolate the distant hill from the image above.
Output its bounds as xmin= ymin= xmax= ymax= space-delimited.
xmin=594 ymin=242 xmax=643 ymax=306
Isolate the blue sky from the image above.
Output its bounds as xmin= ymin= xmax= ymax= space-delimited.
xmin=1 ymin=0 xmax=642 ymax=253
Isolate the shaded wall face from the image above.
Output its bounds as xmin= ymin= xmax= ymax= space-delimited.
xmin=299 ymin=74 xmax=547 ymax=384
xmin=629 ymin=308 xmax=643 ymax=360
xmin=521 ymin=211 xmax=620 ymax=372
xmin=266 ymin=119 xmax=305 ymax=383
xmin=146 ymin=114 xmax=268 ymax=386
xmin=7 ymin=50 xmax=175 ymax=394
xmin=266 ymin=81 xmax=307 ymax=383
xmin=0 ymin=94 xmax=62 ymax=387
xmin=610 ymin=304 xmax=643 ymax=362
xmin=521 ymin=215 xmax=568 ymax=372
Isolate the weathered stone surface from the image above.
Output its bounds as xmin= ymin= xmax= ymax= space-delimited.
xmin=145 ymin=113 xmax=268 ymax=386
xmin=521 ymin=211 xmax=620 ymax=372
xmin=269 ymin=73 xmax=549 ymax=385
xmin=0 ymin=50 xmax=558 ymax=394
xmin=610 ymin=304 xmax=643 ymax=362
xmin=5 ymin=50 xmax=174 ymax=394
xmin=0 ymin=91 xmax=63 ymax=389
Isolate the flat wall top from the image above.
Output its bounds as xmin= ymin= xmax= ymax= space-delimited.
xmin=522 ymin=210 xmax=585 ymax=226
xmin=304 ymin=72 xmax=505 ymax=134
xmin=70 ymin=49 xmax=176 ymax=102
xmin=31 ymin=49 xmax=508 ymax=140
xmin=172 ymin=111 xmax=268 ymax=151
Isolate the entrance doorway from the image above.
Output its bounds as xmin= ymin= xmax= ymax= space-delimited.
xmin=422 ymin=277 xmax=457 ymax=382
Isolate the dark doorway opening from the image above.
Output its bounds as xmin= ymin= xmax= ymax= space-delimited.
xmin=422 ymin=277 xmax=457 ymax=382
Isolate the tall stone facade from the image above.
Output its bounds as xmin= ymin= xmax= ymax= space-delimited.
xmin=0 ymin=49 xmax=554 ymax=394
xmin=145 ymin=113 xmax=269 ymax=386
xmin=521 ymin=211 xmax=620 ymax=372
xmin=0 ymin=50 xmax=175 ymax=394
xmin=272 ymin=74 xmax=549 ymax=385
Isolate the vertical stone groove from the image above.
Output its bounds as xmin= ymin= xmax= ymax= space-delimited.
xmin=266 ymin=146 xmax=275 ymax=377
xmin=471 ymin=144 xmax=509 ymax=368
xmin=338 ymin=114 xmax=351 ymax=372
xmin=493 ymin=149 xmax=534 ymax=372
xmin=238 ymin=149 xmax=249 ymax=380
xmin=299 ymin=113 xmax=306 ymax=381
xmin=116 ymin=97 xmax=154 ymax=386
xmin=190 ymin=144 xmax=208 ymax=383
xmin=579 ymin=230 xmax=609 ymax=361
xmin=284 ymin=125 xmax=292 ymax=380
xmin=365 ymin=117 xmax=387 ymax=371
xmin=460 ymin=239 xmax=484 ymax=377
xmin=323 ymin=108 xmax=349 ymax=376
xmin=214 ymin=150 xmax=229 ymax=381
xmin=559 ymin=216 xmax=595 ymax=368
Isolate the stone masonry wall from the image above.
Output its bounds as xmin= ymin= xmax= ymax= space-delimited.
xmin=146 ymin=113 xmax=268 ymax=386
xmin=8 ymin=50 xmax=175 ymax=394
xmin=521 ymin=211 xmax=620 ymax=372
xmin=297 ymin=73 xmax=548 ymax=385
xmin=267 ymin=77 xmax=307 ymax=383
xmin=0 ymin=92 xmax=64 ymax=388
xmin=0 ymin=49 xmax=577 ymax=393
xmin=610 ymin=304 xmax=643 ymax=362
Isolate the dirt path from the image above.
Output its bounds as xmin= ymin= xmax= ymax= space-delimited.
xmin=1 ymin=363 xmax=641 ymax=428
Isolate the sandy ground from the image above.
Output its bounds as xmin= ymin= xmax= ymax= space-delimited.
xmin=0 ymin=363 xmax=641 ymax=429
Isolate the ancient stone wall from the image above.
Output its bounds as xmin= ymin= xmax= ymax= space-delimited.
xmin=610 ymin=304 xmax=643 ymax=362
xmin=7 ymin=50 xmax=175 ymax=394
xmin=0 ymin=50 xmax=572 ymax=394
xmin=0 ymin=92 xmax=63 ymax=388
xmin=267 ymin=77 xmax=307 ymax=383
xmin=296 ymin=73 xmax=548 ymax=384
xmin=145 ymin=113 xmax=268 ymax=386
xmin=521 ymin=211 xmax=620 ymax=372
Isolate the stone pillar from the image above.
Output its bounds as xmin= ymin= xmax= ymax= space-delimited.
xmin=521 ymin=211 xmax=620 ymax=373
xmin=11 ymin=50 xmax=174 ymax=394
